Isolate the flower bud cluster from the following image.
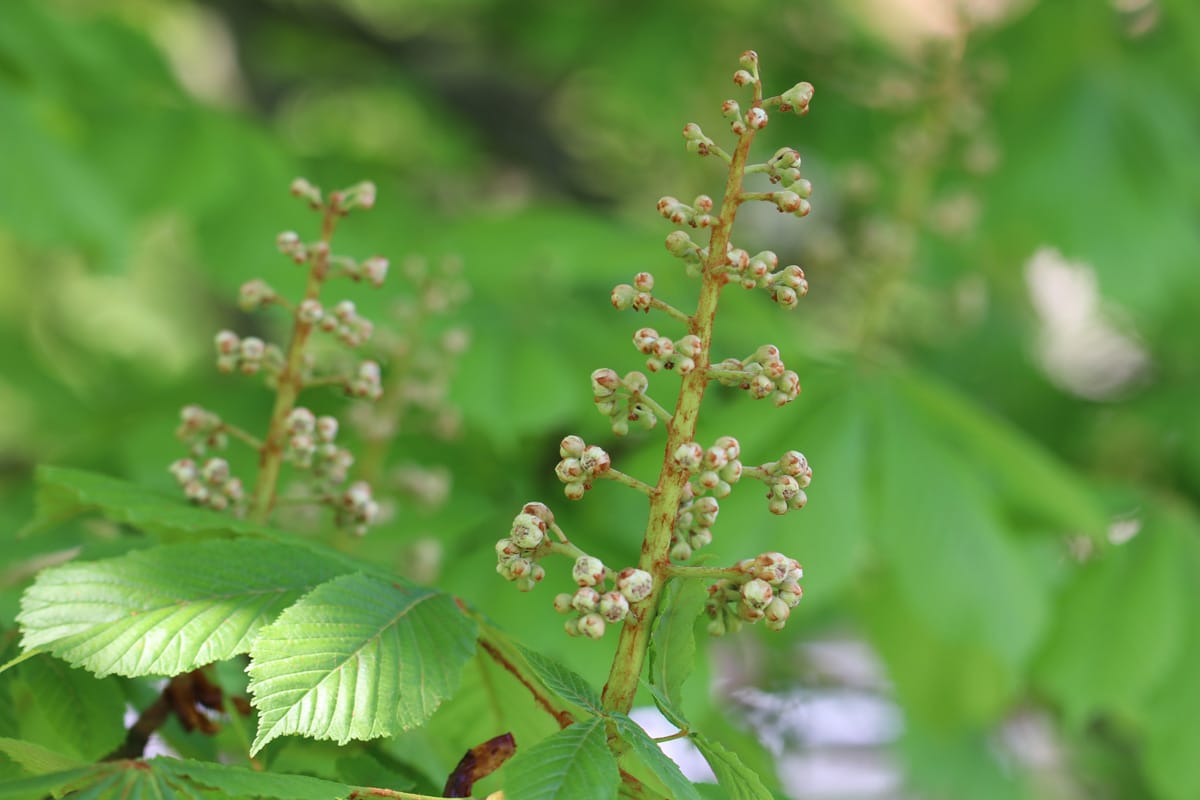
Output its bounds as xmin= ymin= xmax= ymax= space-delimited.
xmin=682 ymin=122 xmax=717 ymax=156
xmin=610 ymin=272 xmax=657 ymax=313
xmin=657 ymin=194 xmax=716 ymax=229
xmin=169 ymin=457 xmax=246 ymax=514
xmin=176 ymin=404 xmax=227 ymax=456
xmin=348 ymin=360 xmax=383 ymax=400
xmin=335 ymin=480 xmax=379 ymax=536
xmin=495 ymin=503 xmax=555 ymax=592
xmin=756 ymin=450 xmax=813 ymax=515
xmin=554 ymin=562 xmax=654 ymax=640
xmin=213 ymin=330 xmax=283 ymax=376
xmin=670 ymin=485 xmax=719 ymax=561
xmin=711 ymin=344 xmax=801 ymax=406
xmin=778 ymin=82 xmax=815 ymax=116
xmin=276 ymin=230 xmax=309 ymax=264
xmin=672 ymin=435 xmax=743 ymax=499
xmin=722 ymin=99 xmax=768 ymax=136
xmin=591 ymin=368 xmax=660 ymax=436
xmin=239 ymin=279 xmax=278 ymax=311
xmin=555 ymin=436 xmax=612 ymax=500
xmin=719 ymin=248 xmax=809 ymax=310
xmin=706 ymin=551 xmax=803 ymax=635
xmin=663 ymin=230 xmax=706 ymax=278
xmin=312 ymin=300 xmax=374 ymax=348
xmin=631 ymin=327 xmax=701 ymax=374
xmin=329 ymin=181 xmax=377 ymax=214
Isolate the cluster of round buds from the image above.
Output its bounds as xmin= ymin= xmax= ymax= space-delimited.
xmin=313 ymin=300 xmax=374 ymax=348
xmin=327 ymin=181 xmax=377 ymax=214
xmin=721 ymin=99 xmax=769 ymax=136
xmin=706 ymin=552 xmax=803 ymax=635
xmin=554 ymin=562 xmax=653 ymax=640
xmin=348 ymin=360 xmax=383 ymax=400
xmin=756 ymin=450 xmax=813 ymax=515
xmin=657 ymin=195 xmax=716 ymax=229
xmin=670 ymin=484 xmax=719 ymax=561
xmin=591 ymin=368 xmax=660 ymax=436
xmin=712 ymin=344 xmax=801 ymax=407
xmin=682 ymin=122 xmax=717 ymax=156
xmin=721 ymin=249 xmax=809 ymax=310
xmin=343 ymin=255 xmax=389 ymax=288
xmin=732 ymin=51 xmax=759 ymax=87
xmin=283 ymin=407 xmax=340 ymax=468
xmin=495 ymin=503 xmax=555 ymax=592
xmin=610 ymin=272 xmax=656 ymax=313
xmin=238 ymin=279 xmax=278 ymax=312
xmin=276 ymin=230 xmax=309 ymax=264
xmin=767 ymin=189 xmax=812 ymax=218
xmin=176 ymin=404 xmax=226 ymax=456
xmin=672 ymin=435 xmax=743 ymax=499
xmin=335 ymin=480 xmax=379 ymax=536
xmin=213 ymin=330 xmax=283 ymax=376
xmin=170 ymin=457 xmax=245 ymax=514
xmin=764 ymin=148 xmax=812 ymax=195
xmin=555 ymin=436 xmax=612 ymax=500
xmin=631 ymin=327 xmax=701 ymax=375
xmin=289 ymin=177 xmax=322 ymax=209
xmin=778 ymin=82 xmax=815 ymax=116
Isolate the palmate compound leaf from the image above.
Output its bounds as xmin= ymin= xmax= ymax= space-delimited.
xmin=501 ymin=717 xmax=619 ymax=800
xmin=16 ymin=539 xmax=350 ymax=678
xmin=246 ymin=572 xmax=477 ymax=755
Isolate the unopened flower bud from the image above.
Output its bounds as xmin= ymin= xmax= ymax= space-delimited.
xmin=665 ymin=230 xmax=694 ymax=256
xmin=733 ymin=69 xmax=754 ymax=86
xmin=560 ymin=435 xmax=586 ymax=458
xmin=554 ymin=593 xmax=574 ymax=614
xmin=287 ymin=407 xmax=316 ymax=434
xmin=298 ymin=299 xmax=323 ymax=324
xmin=580 ymin=445 xmax=611 ymax=475
xmin=510 ymin=512 xmax=546 ymax=549
xmin=611 ymin=284 xmax=637 ymax=310
xmin=598 ymin=591 xmax=630 ymax=623
xmin=573 ymin=556 xmax=606 ymax=587
xmin=747 ymin=107 xmax=768 ymax=129
xmin=616 ymin=568 xmax=654 ymax=602
xmin=673 ymin=442 xmax=704 ymax=470
xmin=742 ymin=578 xmax=774 ymax=610
xmin=214 ymin=330 xmax=240 ymax=355
xmin=572 ymin=586 xmax=601 ymax=613
xmin=522 ymin=501 xmax=555 ymax=525
xmin=579 ymin=613 xmax=606 ymax=640
xmin=316 ymin=415 xmax=338 ymax=442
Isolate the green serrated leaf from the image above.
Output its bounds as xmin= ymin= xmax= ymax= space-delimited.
xmin=0 ymin=736 xmax=86 ymax=776
xmin=648 ymin=577 xmax=706 ymax=712
xmin=503 ymin=718 xmax=620 ymax=800
xmin=247 ymin=573 xmax=477 ymax=755
xmin=17 ymin=539 xmax=349 ymax=677
xmin=515 ymin=643 xmax=604 ymax=715
xmin=610 ymin=713 xmax=701 ymax=800
xmin=646 ymin=684 xmax=688 ymax=731
xmin=692 ymin=733 xmax=773 ymax=800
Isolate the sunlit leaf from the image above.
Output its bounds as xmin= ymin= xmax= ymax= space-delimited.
xmin=247 ymin=573 xmax=476 ymax=754
xmin=17 ymin=539 xmax=348 ymax=677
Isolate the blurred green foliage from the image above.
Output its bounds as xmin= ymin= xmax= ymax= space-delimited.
xmin=1 ymin=0 xmax=1198 ymax=797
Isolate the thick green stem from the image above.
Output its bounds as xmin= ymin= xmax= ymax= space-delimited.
xmin=249 ymin=209 xmax=339 ymax=523
xmin=600 ymin=120 xmax=760 ymax=713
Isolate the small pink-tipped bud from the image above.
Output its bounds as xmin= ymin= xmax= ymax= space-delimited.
xmin=553 ymin=593 xmax=574 ymax=614
xmin=334 ymin=300 xmax=357 ymax=321
xmin=298 ymin=299 xmax=323 ymax=324
xmin=522 ymin=501 xmax=555 ymax=526
xmin=673 ymin=442 xmax=704 ymax=471
xmin=774 ymin=191 xmax=803 ymax=213
xmin=315 ymin=415 xmax=338 ymax=443
xmin=354 ymin=181 xmax=377 ymax=210
xmin=611 ymin=284 xmax=637 ymax=310
xmin=563 ymin=481 xmax=586 ymax=501
xmin=616 ymin=568 xmax=654 ymax=603
xmin=780 ymin=81 xmax=815 ymax=114
xmin=362 ymin=256 xmax=388 ymax=287
xmin=764 ymin=597 xmax=791 ymax=626
xmin=741 ymin=578 xmax=774 ymax=610
xmin=580 ymin=445 xmax=611 ymax=476
xmin=578 ymin=613 xmax=606 ymax=640
xmin=572 ymin=556 xmax=606 ymax=587
xmin=287 ymin=407 xmax=316 ymax=435
xmin=598 ymin=591 xmax=630 ymax=623
xmin=665 ymin=230 xmax=694 ymax=256
xmin=633 ymin=327 xmax=659 ymax=355
xmin=633 ymin=272 xmax=655 ymax=292
xmin=555 ymin=458 xmax=584 ymax=483
xmin=240 ymin=337 xmax=265 ymax=361
xmin=733 ymin=69 xmax=754 ymax=86
xmin=591 ymin=368 xmax=621 ymax=397
xmin=559 ymin=435 xmax=586 ymax=458
xmin=739 ymin=50 xmax=759 ymax=69
xmin=214 ymin=330 xmax=240 ymax=355
xmin=747 ymin=107 xmax=769 ymax=129
xmin=624 ymin=371 xmax=649 ymax=394
xmin=169 ymin=459 xmax=197 ymax=484
xmin=510 ymin=512 xmax=546 ymax=549
xmin=201 ymin=457 xmax=230 ymax=485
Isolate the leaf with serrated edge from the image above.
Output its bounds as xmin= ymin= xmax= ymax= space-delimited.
xmin=649 ymin=577 xmax=706 ymax=711
xmin=247 ymin=573 xmax=477 ymax=755
xmin=515 ymin=643 xmax=603 ymax=714
xmin=693 ymin=734 xmax=773 ymax=800
xmin=17 ymin=540 xmax=348 ymax=677
xmin=503 ymin=718 xmax=619 ymax=800
xmin=611 ymin=713 xmax=701 ymax=800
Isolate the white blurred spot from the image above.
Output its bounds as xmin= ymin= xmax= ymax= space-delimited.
xmin=628 ymin=706 xmax=717 ymax=783
xmin=1107 ymin=515 xmax=1142 ymax=545
xmin=1024 ymin=247 xmax=1149 ymax=399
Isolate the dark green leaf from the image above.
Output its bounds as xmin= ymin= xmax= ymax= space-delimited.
xmin=502 ymin=718 xmax=619 ymax=800
xmin=247 ymin=573 xmax=477 ymax=754
xmin=17 ymin=539 xmax=349 ymax=677
xmin=692 ymin=733 xmax=773 ymax=800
